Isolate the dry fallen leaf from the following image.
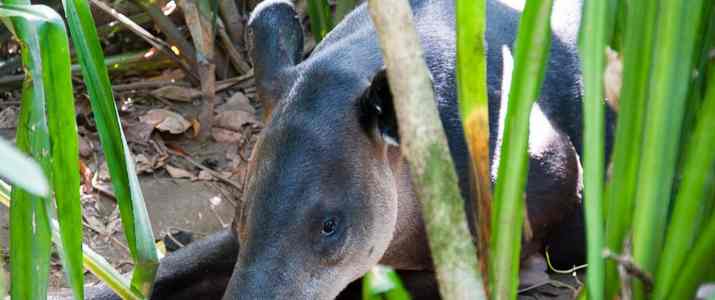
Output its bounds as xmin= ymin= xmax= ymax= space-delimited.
xmin=215 ymin=110 xmax=257 ymax=131
xmin=140 ymin=109 xmax=192 ymax=134
xmin=211 ymin=127 xmax=242 ymax=143
xmin=165 ymin=164 xmax=195 ymax=179
xmin=218 ymin=92 xmax=254 ymax=114
xmin=197 ymin=170 xmax=214 ymax=181
xmin=79 ymin=160 xmax=94 ymax=193
xmin=151 ymin=86 xmax=203 ymax=102
xmin=191 ymin=118 xmax=201 ymax=137
xmin=135 ymin=154 xmax=158 ymax=174
xmin=79 ymin=135 xmax=94 ymax=157
xmin=0 ymin=107 xmax=18 ymax=129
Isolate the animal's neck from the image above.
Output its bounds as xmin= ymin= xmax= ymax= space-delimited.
xmin=378 ymin=147 xmax=433 ymax=271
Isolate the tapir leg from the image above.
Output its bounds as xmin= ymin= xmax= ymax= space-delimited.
xmin=85 ymin=228 xmax=238 ymax=300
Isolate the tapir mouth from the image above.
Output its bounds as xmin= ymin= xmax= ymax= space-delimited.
xmin=223 ymin=261 xmax=333 ymax=300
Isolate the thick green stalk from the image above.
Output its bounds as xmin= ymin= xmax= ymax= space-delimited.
xmin=653 ymin=59 xmax=715 ymax=300
xmin=578 ymin=0 xmax=608 ymax=298
xmin=456 ymin=0 xmax=491 ymax=290
xmin=335 ymin=0 xmax=356 ymax=23
xmin=61 ymin=0 xmax=159 ymax=295
xmin=603 ymin=0 xmax=657 ymax=296
xmin=367 ymin=0 xmax=485 ymax=298
xmin=1 ymin=4 xmax=82 ymax=299
xmin=0 ymin=183 xmax=146 ymax=300
xmin=489 ymin=1 xmax=553 ymax=299
xmin=307 ymin=0 xmax=333 ymax=42
xmin=631 ymin=0 xmax=704 ymax=298
xmin=667 ymin=213 xmax=715 ymax=300
xmin=0 ymin=137 xmax=48 ymax=197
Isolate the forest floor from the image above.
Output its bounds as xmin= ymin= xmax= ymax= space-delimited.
xmin=0 ymin=0 xmax=581 ymax=299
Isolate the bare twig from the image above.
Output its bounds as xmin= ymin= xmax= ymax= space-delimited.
xmin=218 ymin=0 xmax=245 ymax=43
xmin=217 ymin=18 xmax=251 ymax=74
xmin=1 ymin=50 xmax=175 ymax=91
xmin=89 ymin=0 xmax=199 ymax=83
xmin=603 ymin=249 xmax=654 ymax=293
xmin=130 ymin=0 xmax=198 ymax=67
xmin=112 ymin=79 xmax=191 ymax=92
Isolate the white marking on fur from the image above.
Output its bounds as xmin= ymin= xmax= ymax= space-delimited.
xmin=248 ymin=0 xmax=295 ymax=25
xmin=383 ymin=134 xmax=399 ymax=146
xmin=492 ymin=46 xmax=514 ymax=180
xmin=500 ymin=0 xmax=525 ymax=11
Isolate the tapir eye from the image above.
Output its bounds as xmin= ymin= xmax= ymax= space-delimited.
xmin=321 ymin=217 xmax=338 ymax=236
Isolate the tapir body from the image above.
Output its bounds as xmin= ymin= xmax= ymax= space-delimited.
xmin=88 ymin=0 xmax=613 ymax=299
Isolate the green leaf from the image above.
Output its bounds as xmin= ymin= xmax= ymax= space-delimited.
xmin=307 ymin=0 xmax=333 ymax=42
xmin=667 ymin=211 xmax=715 ymax=300
xmin=335 ymin=0 xmax=356 ymax=23
xmin=602 ymin=0 xmax=657 ymax=296
xmin=60 ymin=0 xmax=159 ymax=295
xmin=654 ymin=57 xmax=715 ymax=300
xmin=456 ymin=0 xmax=490 ymax=291
xmin=0 ymin=3 xmax=82 ymax=299
xmin=0 ymin=182 xmax=146 ymax=300
xmin=489 ymin=0 xmax=553 ymax=299
xmin=0 ymin=137 xmax=48 ymax=197
xmin=362 ymin=265 xmax=411 ymax=300
xmin=578 ymin=0 xmax=608 ymax=297
xmin=631 ymin=0 xmax=706 ymax=298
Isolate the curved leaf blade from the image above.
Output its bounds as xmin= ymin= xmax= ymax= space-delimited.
xmin=0 ymin=3 xmax=83 ymax=299
xmin=0 ymin=137 xmax=48 ymax=197
xmin=61 ymin=0 xmax=158 ymax=295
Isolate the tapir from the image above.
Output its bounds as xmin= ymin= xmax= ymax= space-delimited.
xmin=87 ymin=0 xmax=615 ymax=299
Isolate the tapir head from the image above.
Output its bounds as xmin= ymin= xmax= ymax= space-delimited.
xmin=223 ymin=1 xmax=404 ymax=299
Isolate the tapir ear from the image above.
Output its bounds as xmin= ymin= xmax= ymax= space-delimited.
xmin=248 ymin=0 xmax=304 ymax=117
xmin=359 ymin=69 xmax=400 ymax=146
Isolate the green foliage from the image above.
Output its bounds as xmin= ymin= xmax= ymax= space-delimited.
xmin=489 ymin=0 xmax=553 ymax=299
xmin=586 ymin=0 xmax=715 ymax=299
xmin=61 ymin=0 xmax=159 ymax=295
xmin=0 ymin=137 xmax=47 ymax=197
xmin=1 ymin=0 xmax=158 ymax=298
xmin=630 ymin=0 xmax=705 ymax=298
xmin=578 ymin=0 xmax=608 ymax=298
xmin=362 ymin=266 xmax=411 ymax=300
xmin=306 ymin=0 xmax=333 ymax=42
xmin=0 ymin=183 xmax=146 ymax=300
xmin=307 ymin=0 xmax=360 ymax=42
xmin=0 ymin=3 xmax=83 ymax=299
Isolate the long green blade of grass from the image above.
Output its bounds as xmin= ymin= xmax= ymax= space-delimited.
xmin=0 ymin=3 xmax=83 ymax=299
xmin=0 ymin=181 xmax=146 ymax=300
xmin=578 ymin=0 xmax=608 ymax=298
xmin=602 ymin=0 xmax=657 ymax=296
xmin=653 ymin=59 xmax=715 ymax=300
xmin=489 ymin=1 xmax=553 ymax=299
xmin=60 ymin=0 xmax=159 ymax=295
xmin=307 ymin=0 xmax=332 ymax=42
xmin=1 ymin=8 xmax=52 ymax=299
xmin=335 ymin=0 xmax=356 ymax=23
xmin=456 ymin=0 xmax=490 ymax=290
xmin=362 ymin=266 xmax=411 ymax=300
xmin=667 ymin=210 xmax=715 ymax=300
xmin=631 ymin=0 xmax=705 ymax=298
xmin=0 ymin=137 xmax=48 ymax=197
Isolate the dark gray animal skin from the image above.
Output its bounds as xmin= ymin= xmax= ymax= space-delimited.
xmin=87 ymin=0 xmax=614 ymax=299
